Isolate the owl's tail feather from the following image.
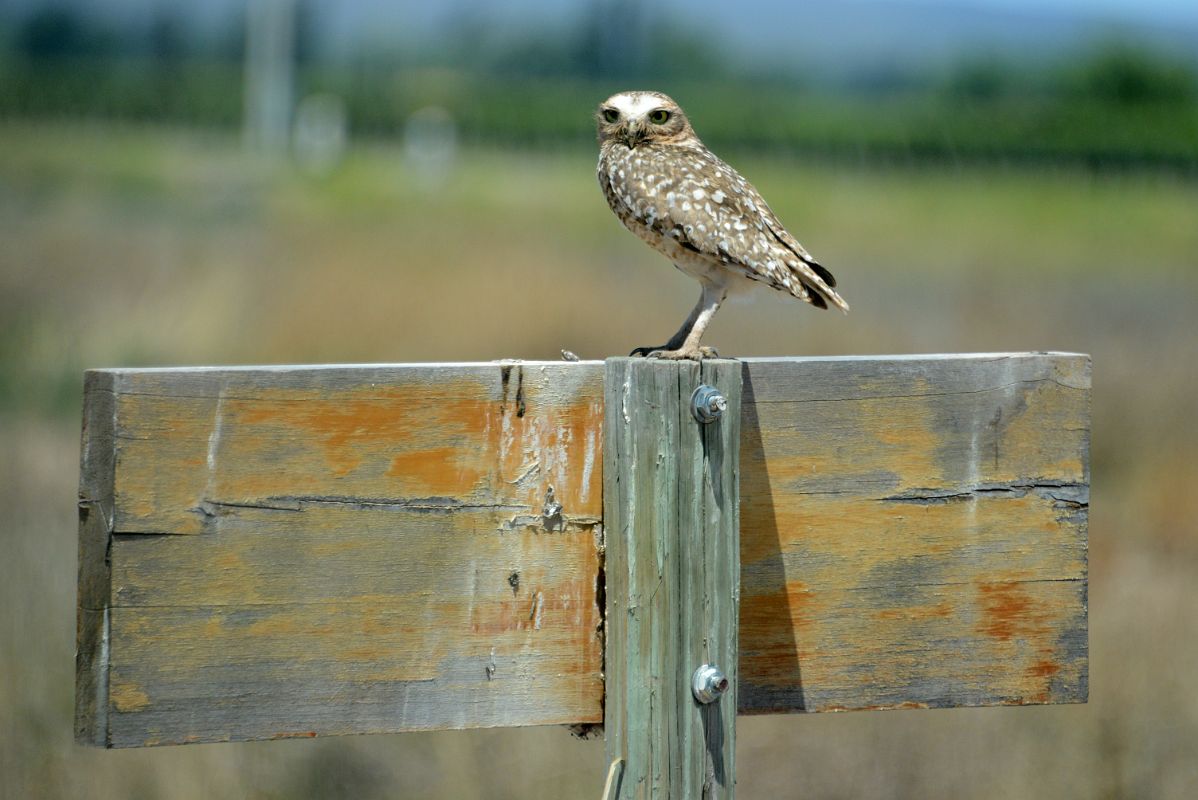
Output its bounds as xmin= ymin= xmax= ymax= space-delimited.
xmin=793 ymin=259 xmax=849 ymax=314
xmin=805 ymin=258 xmax=837 ymax=288
xmin=801 ymin=285 xmax=829 ymax=310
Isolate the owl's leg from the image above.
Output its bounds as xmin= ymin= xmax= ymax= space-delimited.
xmin=630 ymin=284 xmax=726 ymax=360
xmin=629 ymin=290 xmax=704 ymax=357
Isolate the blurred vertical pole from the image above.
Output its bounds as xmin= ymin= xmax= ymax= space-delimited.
xmin=613 ymin=0 xmax=648 ymax=77
xmin=586 ymin=0 xmax=647 ymax=78
xmin=243 ymin=0 xmax=296 ymax=155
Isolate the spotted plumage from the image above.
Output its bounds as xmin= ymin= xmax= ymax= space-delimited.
xmin=596 ymin=90 xmax=847 ymax=359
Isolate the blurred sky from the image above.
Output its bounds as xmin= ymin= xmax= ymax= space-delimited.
xmin=959 ymin=0 xmax=1197 ymax=22
xmin=5 ymin=1 xmax=1198 ymax=42
xmin=5 ymin=0 xmax=1198 ymax=23
xmin=6 ymin=0 xmax=1194 ymax=84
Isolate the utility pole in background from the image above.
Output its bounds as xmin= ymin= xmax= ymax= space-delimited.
xmin=243 ymin=0 xmax=296 ymax=155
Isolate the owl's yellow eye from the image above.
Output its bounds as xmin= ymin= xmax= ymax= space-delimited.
xmin=603 ymin=108 xmax=619 ymax=123
xmin=649 ymin=109 xmax=670 ymax=124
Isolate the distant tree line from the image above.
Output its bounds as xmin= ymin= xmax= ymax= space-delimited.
xmin=1 ymin=4 xmax=1195 ymax=170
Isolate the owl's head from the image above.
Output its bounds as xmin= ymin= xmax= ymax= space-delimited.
xmin=596 ymin=91 xmax=697 ymax=149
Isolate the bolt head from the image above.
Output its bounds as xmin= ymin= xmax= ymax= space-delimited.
xmin=692 ymin=664 xmax=729 ymax=704
xmin=691 ymin=385 xmax=726 ymax=424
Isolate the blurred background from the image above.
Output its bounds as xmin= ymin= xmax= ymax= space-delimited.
xmin=1 ymin=0 xmax=1196 ymax=797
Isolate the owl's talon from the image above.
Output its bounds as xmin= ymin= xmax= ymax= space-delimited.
xmin=628 ymin=345 xmax=719 ymax=361
xmin=629 ymin=345 xmax=666 ymax=358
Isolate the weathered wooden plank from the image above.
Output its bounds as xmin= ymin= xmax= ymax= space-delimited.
xmin=105 ymin=509 xmax=601 ymax=745
xmin=77 ymin=370 xmax=116 ymax=746
xmin=76 ymin=353 xmax=1089 ymax=748
xmin=603 ymin=358 xmax=742 ymax=799
xmin=110 ymin=363 xmax=604 ymax=534
xmin=82 ymin=362 xmax=606 ymax=746
xmin=737 ymin=353 xmax=1089 ymax=712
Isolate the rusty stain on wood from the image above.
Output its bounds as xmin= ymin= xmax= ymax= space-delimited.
xmin=112 ymin=366 xmax=604 ymax=535
xmin=83 ymin=362 xmax=606 ymax=747
xmin=76 ymin=354 xmax=1089 ymax=748
xmin=109 ymin=681 xmax=150 ymax=713
xmin=736 ymin=354 xmax=1089 ymax=714
xmin=270 ymin=731 xmax=317 ymax=740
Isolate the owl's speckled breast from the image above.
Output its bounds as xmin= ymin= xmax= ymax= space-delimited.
xmin=597 ymin=142 xmax=737 ymax=286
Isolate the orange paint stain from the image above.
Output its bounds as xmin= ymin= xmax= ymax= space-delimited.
xmin=271 ymin=731 xmax=318 ymax=739
xmin=238 ymin=389 xmax=490 ymax=478
xmin=219 ymin=377 xmax=604 ymax=515
xmin=741 ymin=581 xmax=816 ymax=632
xmin=740 ymin=581 xmax=817 ymax=686
xmin=387 ymin=445 xmax=485 ymax=496
xmin=1026 ymin=659 xmax=1061 ymax=679
xmin=110 ymin=681 xmax=150 ymax=712
xmin=875 ymin=601 xmax=953 ymax=621
xmin=976 ymin=581 xmax=1039 ymax=641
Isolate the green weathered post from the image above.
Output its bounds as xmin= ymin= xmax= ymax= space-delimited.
xmin=603 ymin=358 xmax=742 ymax=799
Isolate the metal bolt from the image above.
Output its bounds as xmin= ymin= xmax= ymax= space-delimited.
xmin=690 ymin=385 xmax=727 ymax=424
xmin=691 ymin=664 xmax=729 ymax=704
xmin=542 ymin=485 xmax=563 ymax=531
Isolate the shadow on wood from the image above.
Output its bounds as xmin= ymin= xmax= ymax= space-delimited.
xmin=737 ymin=367 xmax=806 ymax=711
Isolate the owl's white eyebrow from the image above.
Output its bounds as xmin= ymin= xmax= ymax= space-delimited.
xmin=612 ymin=94 xmax=664 ymax=117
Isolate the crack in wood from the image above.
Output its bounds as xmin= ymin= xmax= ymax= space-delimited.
xmin=192 ymin=496 xmax=530 ymax=516
xmin=881 ymin=480 xmax=1089 ymax=506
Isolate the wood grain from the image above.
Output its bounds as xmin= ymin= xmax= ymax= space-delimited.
xmin=83 ymin=362 xmax=605 ymax=747
xmin=737 ymin=354 xmax=1089 ymax=713
xmin=680 ymin=360 xmax=741 ymax=799
xmin=76 ymin=353 xmax=1089 ymax=749
xmin=603 ymin=359 xmax=741 ymax=799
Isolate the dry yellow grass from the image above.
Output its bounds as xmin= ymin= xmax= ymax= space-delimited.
xmin=1 ymin=121 xmax=1195 ymax=798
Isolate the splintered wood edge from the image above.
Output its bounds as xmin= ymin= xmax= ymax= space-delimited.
xmin=77 ymin=370 xmax=115 ymax=746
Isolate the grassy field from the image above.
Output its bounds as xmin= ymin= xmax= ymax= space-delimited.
xmin=1 ymin=121 xmax=1196 ymax=798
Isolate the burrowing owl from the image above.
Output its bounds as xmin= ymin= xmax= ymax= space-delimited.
xmin=596 ymin=90 xmax=848 ymax=359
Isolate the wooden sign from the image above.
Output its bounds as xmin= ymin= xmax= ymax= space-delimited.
xmin=76 ymin=353 xmax=1089 ymax=749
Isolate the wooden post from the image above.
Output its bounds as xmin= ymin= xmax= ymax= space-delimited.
xmin=603 ymin=358 xmax=742 ymax=799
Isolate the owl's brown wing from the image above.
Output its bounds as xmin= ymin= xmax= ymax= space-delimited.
xmin=755 ymin=198 xmax=841 ymax=291
xmin=612 ymin=146 xmax=847 ymax=312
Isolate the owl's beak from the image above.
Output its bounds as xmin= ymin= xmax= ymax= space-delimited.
xmin=622 ymin=122 xmax=646 ymax=149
